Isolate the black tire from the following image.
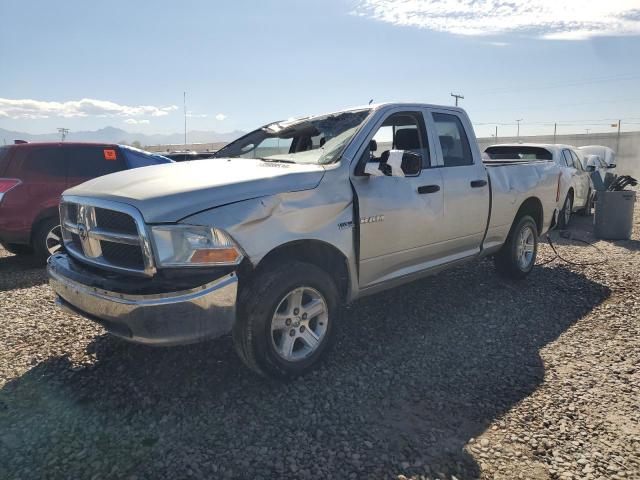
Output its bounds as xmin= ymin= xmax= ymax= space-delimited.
xmin=578 ymin=189 xmax=593 ymax=216
xmin=32 ymin=217 xmax=63 ymax=264
xmin=1 ymin=242 xmax=34 ymax=256
xmin=494 ymin=215 xmax=538 ymax=280
xmin=557 ymin=193 xmax=573 ymax=229
xmin=233 ymin=261 xmax=339 ymax=379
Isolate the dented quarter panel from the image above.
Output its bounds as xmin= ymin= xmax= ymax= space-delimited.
xmin=484 ymin=161 xmax=559 ymax=252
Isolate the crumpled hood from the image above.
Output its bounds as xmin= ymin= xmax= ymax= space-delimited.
xmin=65 ymin=158 xmax=325 ymax=223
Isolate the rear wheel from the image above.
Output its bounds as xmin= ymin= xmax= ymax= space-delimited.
xmin=1 ymin=242 xmax=34 ymax=256
xmin=494 ymin=215 xmax=538 ymax=280
xmin=558 ymin=194 xmax=573 ymax=229
xmin=33 ymin=217 xmax=63 ymax=264
xmin=233 ymin=261 xmax=339 ymax=379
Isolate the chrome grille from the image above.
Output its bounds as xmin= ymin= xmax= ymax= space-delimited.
xmin=60 ymin=196 xmax=156 ymax=276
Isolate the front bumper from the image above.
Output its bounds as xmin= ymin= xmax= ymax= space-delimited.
xmin=47 ymin=253 xmax=238 ymax=346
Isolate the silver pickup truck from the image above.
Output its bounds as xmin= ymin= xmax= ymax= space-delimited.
xmin=48 ymin=103 xmax=561 ymax=378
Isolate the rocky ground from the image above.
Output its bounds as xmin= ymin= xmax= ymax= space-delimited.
xmin=0 ymin=205 xmax=639 ymax=480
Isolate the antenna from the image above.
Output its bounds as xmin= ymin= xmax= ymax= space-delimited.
xmin=450 ymin=93 xmax=464 ymax=106
xmin=368 ymin=99 xmax=373 ymax=105
xmin=57 ymin=128 xmax=69 ymax=142
xmin=183 ymin=91 xmax=187 ymax=150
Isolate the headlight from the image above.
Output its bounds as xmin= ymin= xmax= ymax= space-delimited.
xmin=150 ymin=225 xmax=243 ymax=267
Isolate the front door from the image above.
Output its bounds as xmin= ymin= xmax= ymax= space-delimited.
xmin=351 ymin=109 xmax=446 ymax=288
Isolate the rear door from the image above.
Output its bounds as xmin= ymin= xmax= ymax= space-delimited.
xmin=427 ymin=108 xmax=490 ymax=256
xmin=561 ymin=149 xmax=584 ymax=208
xmin=65 ymin=145 xmax=127 ymax=188
xmin=570 ymin=150 xmax=590 ymax=206
xmin=3 ymin=145 xmax=67 ymax=233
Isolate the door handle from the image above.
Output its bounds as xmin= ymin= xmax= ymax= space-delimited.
xmin=470 ymin=179 xmax=487 ymax=188
xmin=417 ymin=185 xmax=440 ymax=194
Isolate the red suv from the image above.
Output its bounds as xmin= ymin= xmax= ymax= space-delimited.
xmin=0 ymin=142 xmax=172 ymax=262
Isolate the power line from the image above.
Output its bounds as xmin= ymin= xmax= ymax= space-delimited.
xmin=475 ymin=72 xmax=640 ymax=95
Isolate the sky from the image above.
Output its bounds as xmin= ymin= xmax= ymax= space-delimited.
xmin=1 ymin=0 xmax=640 ymax=139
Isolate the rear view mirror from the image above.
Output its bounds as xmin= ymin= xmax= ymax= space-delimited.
xmin=608 ymin=163 xmax=617 ymax=169
xmin=369 ymin=139 xmax=377 ymax=152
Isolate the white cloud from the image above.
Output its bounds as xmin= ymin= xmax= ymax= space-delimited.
xmin=124 ymin=118 xmax=150 ymax=125
xmin=215 ymin=113 xmax=227 ymax=121
xmin=0 ymin=97 xmax=178 ymax=119
xmin=186 ymin=111 xmax=208 ymax=118
xmin=353 ymin=0 xmax=640 ymax=39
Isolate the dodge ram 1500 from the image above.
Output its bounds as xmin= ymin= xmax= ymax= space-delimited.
xmin=48 ymin=103 xmax=561 ymax=378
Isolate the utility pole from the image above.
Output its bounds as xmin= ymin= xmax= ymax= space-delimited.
xmin=616 ymin=120 xmax=621 ymax=154
xmin=450 ymin=93 xmax=464 ymax=107
xmin=553 ymin=123 xmax=557 ymax=144
xmin=183 ymin=91 xmax=187 ymax=150
xmin=516 ymin=119 xmax=523 ymax=140
xmin=57 ymin=128 xmax=69 ymax=142
xmin=495 ymin=125 xmax=498 ymax=143
xmin=585 ymin=128 xmax=591 ymax=137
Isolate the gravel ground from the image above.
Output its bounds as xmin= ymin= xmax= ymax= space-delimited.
xmin=1 ymin=202 xmax=639 ymax=480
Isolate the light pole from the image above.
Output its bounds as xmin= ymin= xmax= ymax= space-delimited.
xmin=57 ymin=128 xmax=69 ymax=142
xmin=450 ymin=93 xmax=464 ymax=106
xmin=516 ymin=119 xmax=523 ymax=140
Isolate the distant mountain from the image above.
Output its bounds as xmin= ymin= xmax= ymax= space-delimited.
xmin=0 ymin=126 xmax=246 ymax=146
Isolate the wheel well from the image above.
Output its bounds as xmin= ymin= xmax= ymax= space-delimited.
xmin=253 ymin=240 xmax=350 ymax=302
xmin=30 ymin=208 xmax=60 ymax=244
xmin=515 ymin=197 xmax=543 ymax=234
xmin=566 ymin=188 xmax=574 ymax=202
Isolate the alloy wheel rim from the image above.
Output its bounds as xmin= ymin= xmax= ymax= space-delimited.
xmin=46 ymin=225 xmax=63 ymax=255
xmin=515 ymin=225 xmax=535 ymax=270
xmin=270 ymin=286 xmax=329 ymax=362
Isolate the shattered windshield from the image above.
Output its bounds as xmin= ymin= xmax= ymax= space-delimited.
xmin=214 ymin=109 xmax=371 ymax=164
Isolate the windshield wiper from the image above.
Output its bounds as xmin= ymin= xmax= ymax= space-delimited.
xmin=259 ymin=157 xmax=296 ymax=164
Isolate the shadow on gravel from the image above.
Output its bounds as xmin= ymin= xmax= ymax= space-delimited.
xmin=0 ymin=253 xmax=47 ymax=291
xmin=0 ymin=261 xmax=611 ymax=479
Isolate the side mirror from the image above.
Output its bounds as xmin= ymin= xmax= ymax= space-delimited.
xmin=399 ymin=151 xmax=421 ymax=176
xmin=379 ymin=150 xmax=421 ymax=177
xmin=363 ymin=150 xmax=422 ymax=177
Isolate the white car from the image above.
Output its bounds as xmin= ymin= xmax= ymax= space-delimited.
xmin=484 ymin=143 xmax=593 ymax=227
xmin=579 ymin=145 xmax=616 ymax=169
xmin=583 ymin=154 xmax=608 ymax=185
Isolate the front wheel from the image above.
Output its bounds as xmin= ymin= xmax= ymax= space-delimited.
xmin=578 ymin=189 xmax=593 ymax=216
xmin=33 ymin=217 xmax=63 ymax=264
xmin=233 ymin=261 xmax=339 ymax=379
xmin=494 ymin=215 xmax=538 ymax=280
xmin=558 ymin=194 xmax=573 ymax=229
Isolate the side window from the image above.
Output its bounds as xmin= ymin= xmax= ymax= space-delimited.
xmin=66 ymin=146 xmax=126 ymax=179
xmin=432 ymin=113 xmax=473 ymax=167
xmin=562 ymin=150 xmax=573 ymax=168
xmin=120 ymin=146 xmax=172 ymax=169
xmin=364 ymin=111 xmax=430 ymax=168
xmin=20 ymin=147 xmax=66 ymax=178
xmin=570 ymin=151 xmax=584 ymax=171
